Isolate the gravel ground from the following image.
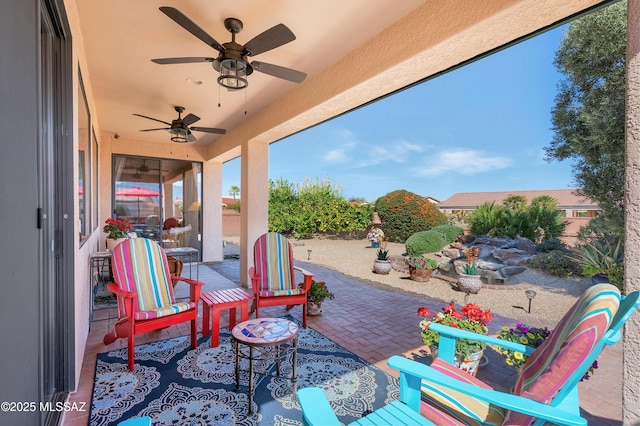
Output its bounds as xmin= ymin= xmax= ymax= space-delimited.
xmin=286 ymin=236 xmax=593 ymax=323
xmin=224 ymin=235 xmax=593 ymax=323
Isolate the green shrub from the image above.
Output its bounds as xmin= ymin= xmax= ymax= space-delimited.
xmin=430 ymin=224 xmax=464 ymax=243
xmin=469 ymin=202 xmax=503 ymax=236
xmin=374 ymin=190 xmax=447 ymax=242
xmin=536 ymin=238 xmax=568 ymax=253
xmin=527 ymin=250 xmax=581 ymax=277
xmin=405 ymin=230 xmax=448 ymax=256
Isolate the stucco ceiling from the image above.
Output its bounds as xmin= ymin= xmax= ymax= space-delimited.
xmin=74 ymin=0 xmax=611 ymax=163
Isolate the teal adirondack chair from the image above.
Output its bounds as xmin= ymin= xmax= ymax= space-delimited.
xmin=298 ymin=283 xmax=639 ymax=426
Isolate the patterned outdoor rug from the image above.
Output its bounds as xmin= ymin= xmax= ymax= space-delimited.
xmin=90 ymin=317 xmax=399 ymax=425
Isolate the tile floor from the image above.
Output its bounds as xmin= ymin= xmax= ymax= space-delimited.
xmin=61 ymin=260 xmax=623 ymax=425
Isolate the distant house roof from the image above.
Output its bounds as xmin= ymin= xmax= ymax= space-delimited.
xmin=438 ymin=189 xmax=600 ymax=210
xmin=424 ymin=195 xmax=440 ymax=204
xmin=222 ymin=197 xmax=239 ymax=206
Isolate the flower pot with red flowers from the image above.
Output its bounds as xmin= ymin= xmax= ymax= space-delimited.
xmin=418 ymin=303 xmax=492 ymax=376
xmin=304 ymin=280 xmax=335 ymax=316
xmin=103 ymin=218 xmax=132 ymax=251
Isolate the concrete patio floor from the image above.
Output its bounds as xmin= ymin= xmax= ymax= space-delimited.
xmin=62 ymin=260 xmax=623 ymax=425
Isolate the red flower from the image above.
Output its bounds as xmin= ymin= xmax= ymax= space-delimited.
xmin=417 ymin=307 xmax=431 ymax=317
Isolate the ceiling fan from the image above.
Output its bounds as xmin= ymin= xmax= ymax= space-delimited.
xmin=133 ymin=106 xmax=226 ymax=142
xmin=152 ymin=7 xmax=307 ymax=90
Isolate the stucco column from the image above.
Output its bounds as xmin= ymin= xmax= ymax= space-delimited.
xmin=623 ymin=1 xmax=640 ymax=424
xmin=202 ymin=161 xmax=223 ymax=263
xmin=240 ymin=141 xmax=269 ymax=288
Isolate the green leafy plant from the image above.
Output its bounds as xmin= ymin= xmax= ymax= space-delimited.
xmin=462 ymin=263 xmax=478 ymax=275
xmin=376 ymin=249 xmax=390 ymax=261
xmin=570 ymin=238 xmax=624 ymax=288
xmin=406 ymin=256 xmax=437 ymax=269
xmin=405 ymin=230 xmax=448 ymax=257
xmin=527 ymin=250 xmax=581 ymax=277
xmin=430 ymin=224 xmax=464 ymax=243
xmin=302 ymin=280 xmax=335 ymax=304
xmin=418 ymin=303 xmax=493 ymax=356
xmin=103 ymin=218 xmax=132 ymax=239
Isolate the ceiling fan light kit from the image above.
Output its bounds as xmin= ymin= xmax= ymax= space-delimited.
xmin=153 ymin=7 xmax=306 ymax=91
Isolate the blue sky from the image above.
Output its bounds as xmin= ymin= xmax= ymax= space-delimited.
xmin=223 ymin=26 xmax=575 ymax=203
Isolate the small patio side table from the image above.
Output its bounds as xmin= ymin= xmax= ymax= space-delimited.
xmin=231 ymin=317 xmax=299 ymax=415
xmin=200 ymin=288 xmax=254 ymax=347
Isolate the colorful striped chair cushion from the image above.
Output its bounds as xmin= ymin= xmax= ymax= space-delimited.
xmin=111 ymin=238 xmax=178 ymax=317
xmin=253 ymin=232 xmax=296 ymax=292
xmin=420 ymin=358 xmax=505 ymax=425
xmin=505 ymin=283 xmax=619 ymax=425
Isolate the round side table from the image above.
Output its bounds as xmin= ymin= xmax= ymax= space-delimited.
xmin=231 ymin=317 xmax=299 ymax=415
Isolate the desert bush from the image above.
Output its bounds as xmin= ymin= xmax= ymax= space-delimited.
xmin=405 ymin=230 xmax=448 ymax=256
xmin=374 ymin=190 xmax=447 ymax=242
xmin=430 ymin=224 xmax=464 ymax=243
xmin=527 ymin=250 xmax=581 ymax=277
xmin=469 ymin=202 xmax=503 ymax=236
xmin=536 ymin=238 xmax=568 ymax=253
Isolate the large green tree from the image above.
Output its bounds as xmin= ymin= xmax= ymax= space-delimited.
xmin=545 ymin=1 xmax=626 ymax=233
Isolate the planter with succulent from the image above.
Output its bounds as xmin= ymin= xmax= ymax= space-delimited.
xmin=570 ymin=238 xmax=624 ymax=290
xmin=418 ymin=302 xmax=493 ymax=376
xmin=373 ymin=249 xmax=391 ymax=275
xmin=406 ymin=255 xmax=438 ymax=282
xmin=458 ymin=246 xmax=482 ymax=293
xmin=103 ymin=218 xmax=132 ymax=251
xmin=367 ymin=227 xmax=385 ymax=248
xmin=304 ymin=280 xmax=335 ymax=316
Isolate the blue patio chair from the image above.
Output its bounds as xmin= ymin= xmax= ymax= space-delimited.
xmin=298 ymin=283 xmax=639 ymax=425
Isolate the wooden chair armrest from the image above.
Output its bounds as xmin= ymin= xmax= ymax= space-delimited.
xmin=427 ymin=323 xmax=535 ymax=364
xmin=293 ymin=266 xmax=313 ymax=291
xmin=106 ymin=283 xmax=137 ymax=299
xmin=388 ymin=356 xmax=587 ymax=426
xmin=170 ymin=277 xmax=204 ymax=301
xmin=298 ymin=387 xmax=341 ymax=426
xmin=248 ymin=266 xmax=261 ymax=294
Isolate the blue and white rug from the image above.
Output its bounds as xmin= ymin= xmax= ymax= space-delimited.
xmin=90 ymin=317 xmax=399 ymax=425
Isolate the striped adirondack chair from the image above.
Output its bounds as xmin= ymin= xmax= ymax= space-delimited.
xmin=298 ymin=283 xmax=639 ymax=426
xmin=103 ymin=238 xmax=203 ymax=370
xmin=249 ymin=232 xmax=313 ymax=328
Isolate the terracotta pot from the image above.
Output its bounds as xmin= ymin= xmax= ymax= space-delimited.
xmin=409 ymin=266 xmax=433 ymax=282
xmin=373 ymin=259 xmax=391 ymax=275
xmin=106 ymin=237 xmax=127 ymax=252
xmin=457 ymin=273 xmax=483 ymax=293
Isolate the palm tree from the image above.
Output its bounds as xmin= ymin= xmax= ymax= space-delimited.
xmin=229 ymin=185 xmax=240 ymax=201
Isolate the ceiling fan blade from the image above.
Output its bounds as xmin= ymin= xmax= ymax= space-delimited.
xmin=139 ymin=127 xmax=170 ymax=132
xmin=187 ymin=133 xmax=197 ymax=142
xmin=133 ymin=113 xmax=171 ymax=126
xmin=251 ymin=61 xmax=307 ymax=83
xmin=182 ymin=113 xmax=200 ymax=126
xmin=190 ymin=126 xmax=227 ymax=135
xmin=151 ymin=57 xmax=214 ymax=65
xmin=159 ymin=7 xmax=225 ymax=52
xmin=243 ymin=23 xmax=296 ymax=56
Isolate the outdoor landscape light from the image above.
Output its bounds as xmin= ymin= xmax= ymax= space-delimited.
xmin=307 ymin=249 xmax=312 ymax=261
xmin=525 ymin=289 xmax=537 ymax=313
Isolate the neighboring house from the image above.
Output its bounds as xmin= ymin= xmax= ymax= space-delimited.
xmin=438 ymin=189 xmax=601 ymax=244
xmin=424 ymin=195 xmax=441 ymax=205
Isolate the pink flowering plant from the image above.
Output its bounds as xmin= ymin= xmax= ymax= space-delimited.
xmin=103 ymin=218 xmax=132 ymax=239
xmin=418 ymin=302 xmax=493 ymax=356
xmin=406 ymin=256 xmax=438 ymax=270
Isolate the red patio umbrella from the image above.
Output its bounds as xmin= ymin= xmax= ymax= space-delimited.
xmin=116 ymin=186 xmax=159 ymax=219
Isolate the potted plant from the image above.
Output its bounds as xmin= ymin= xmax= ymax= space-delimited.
xmin=373 ymin=249 xmax=392 ymax=275
xmin=103 ymin=218 xmax=132 ymax=251
xmin=406 ymin=255 xmax=438 ymax=282
xmin=367 ymin=227 xmax=385 ymax=248
xmin=305 ymin=280 xmax=335 ymax=316
xmin=570 ymin=238 xmax=624 ymax=289
xmin=494 ymin=323 xmax=598 ymax=380
xmin=457 ymin=246 xmax=482 ymax=293
xmin=418 ymin=302 xmax=493 ymax=376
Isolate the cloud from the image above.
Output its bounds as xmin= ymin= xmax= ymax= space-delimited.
xmin=410 ymin=149 xmax=512 ymax=177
